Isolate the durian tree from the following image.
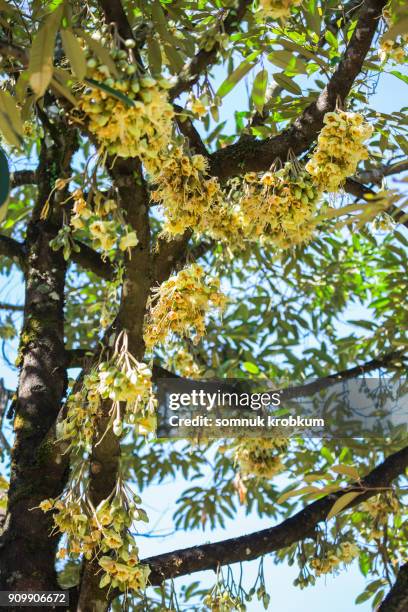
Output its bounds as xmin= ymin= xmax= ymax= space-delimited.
xmin=0 ymin=0 xmax=407 ymax=610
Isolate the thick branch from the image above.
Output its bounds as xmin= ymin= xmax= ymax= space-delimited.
xmin=279 ymin=351 xmax=404 ymax=400
xmin=153 ymin=230 xmax=192 ymax=285
xmin=174 ymin=106 xmax=209 ymax=157
xmin=97 ymin=0 xmax=143 ymax=66
xmin=142 ymin=445 xmax=408 ymax=584
xmin=170 ymin=0 xmax=251 ymax=100
xmin=379 ymin=561 xmax=408 ymax=612
xmin=0 ymin=302 xmax=24 ymax=312
xmin=210 ymin=0 xmax=387 ymax=179
xmin=97 ymin=0 xmax=134 ymax=41
xmin=0 ymin=234 xmax=26 ymax=269
xmin=344 ymin=178 xmax=408 ymax=230
xmin=70 ymin=240 xmax=115 ymax=281
xmin=0 ymin=39 xmax=27 ymax=64
xmin=0 ymin=128 xmax=77 ymax=598
xmin=358 ymin=159 xmax=408 ymax=185
xmin=77 ymin=159 xmax=151 ymax=611
xmin=10 ymin=170 xmax=38 ymax=189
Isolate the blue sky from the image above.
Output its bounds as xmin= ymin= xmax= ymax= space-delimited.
xmin=0 ymin=45 xmax=407 ymax=612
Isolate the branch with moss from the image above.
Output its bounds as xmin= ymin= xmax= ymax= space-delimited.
xmin=70 ymin=239 xmax=115 ymax=281
xmin=209 ymin=0 xmax=388 ymax=179
xmin=142 ymin=445 xmax=408 ymax=584
xmin=0 ymin=234 xmax=26 ymax=270
xmin=10 ymin=170 xmax=38 ymax=189
xmin=378 ymin=561 xmax=408 ymax=612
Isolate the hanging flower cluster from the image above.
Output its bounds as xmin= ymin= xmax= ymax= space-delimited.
xmin=78 ymin=44 xmax=174 ymax=160
xmin=39 ymin=479 xmax=150 ymax=593
xmin=238 ymin=163 xmax=321 ymax=248
xmin=60 ymin=375 xmax=100 ymax=450
xmin=147 ymin=145 xmax=241 ymax=245
xmin=75 ymin=189 xmax=137 ymax=257
xmin=379 ymin=34 xmax=408 ymax=63
xmin=379 ymin=9 xmax=408 ymax=63
xmin=144 ymin=264 xmax=227 ymax=349
xmin=305 ymin=111 xmax=373 ymax=192
xmin=187 ymin=94 xmax=208 ymax=118
xmin=61 ymin=332 xmax=156 ymax=449
xmin=260 ymin=0 xmax=302 ymax=20
xmin=309 ymin=541 xmax=359 ymax=576
xmin=50 ymin=184 xmax=138 ymax=260
xmin=361 ymin=492 xmax=401 ymax=539
xmin=203 ymin=590 xmax=246 ymax=611
xmin=147 ymin=147 xmax=221 ymax=236
xmin=167 ymin=346 xmax=203 ymax=379
xmin=233 ymin=437 xmax=288 ymax=479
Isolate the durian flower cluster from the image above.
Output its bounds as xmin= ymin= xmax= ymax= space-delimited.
xmin=379 ymin=34 xmax=408 ymax=63
xmin=361 ymin=492 xmax=400 ymax=540
xmin=61 ymin=334 xmax=156 ymax=449
xmin=97 ymin=350 xmax=156 ymax=437
xmin=239 ymin=163 xmax=321 ymax=248
xmin=61 ymin=373 xmax=101 ymax=451
xmin=72 ymin=188 xmax=138 ymax=257
xmin=147 ymin=146 xmax=241 ymax=245
xmin=147 ymin=147 xmax=220 ymax=236
xmin=78 ymin=44 xmax=174 ymax=160
xmin=203 ymin=589 xmax=245 ymax=611
xmin=379 ymin=9 xmax=408 ymax=63
xmin=309 ymin=541 xmax=359 ymax=576
xmin=187 ymin=94 xmax=208 ymax=118
xmin=305 ymin=111 xmax=373 ymax=192
xmin=144 ymin=264 xmax=227 ymax=349
xmin=49 ymin=184 xmax=138 ymax=260
xmin=233 ymin=437 xmax=288 ymax=479
xmin=39 ymin=485 xmax=150 ymax=593
xmin=167 ymin=346 xmax=203 ymax=379
xmin=260 ymin=0 xmax=302 ymax=20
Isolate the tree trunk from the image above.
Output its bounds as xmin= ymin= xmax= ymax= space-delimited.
xmin=0 ymin=138 xmax=74 ymax=609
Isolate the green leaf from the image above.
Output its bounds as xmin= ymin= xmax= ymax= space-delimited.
xmin=358 ymin=551 xmax=371 ymax=577
xmin=28 ymin=5 xmax=63 ymax=97
xmin=0 ymin=0 xmax=17 ymax=14
xmin=61 ymin=29 xmax=87 ymax=80
xmin=331 ymin=464 xmax=360 ymax=481
xmin=51 ymin=77 xmax=78 ymax=107
xmin=84 ymin=78 xmax=135 ymax=107
xmin=272 ymin=73 xmax=302 ymax=95
xmin=0 ymin=146 xmax=10 ymax=219
xmin=0 ymin=91 xmax=24 ymax=147
xmin=242 ymin=361 xmax=260 ymax=374
xmin=326 ymin=491 xmax=362 ymax=520
xmin=324 ymin=30 xmax=338 ymax=51
xmin=277 ymin=486 xmax=320 ymax=504
xmin=303 ymin=0 xmax=321 ymax=35
xmin=383 ymin=17 xmax=408 ymax=41
xmin=217 ymin=59 xmax=257 ymax=98
xmin=278 ymin=39 xmax=329 ymax=70
xmin=251 ymin=69 xmax=268 ymax=113
xmin=151 ymin=1 xmax=184 ymax=72
xmin=355 ymin=589 xmax=373 ymax=605
xmin=390 ymin=70 xmax=408 ymax=85
xmin=268 ymin=50 xmax=308 ymax=74
xmin=99 ymin=573 xmax=110 ymax=588
xmin=320 ymin=446 xmax=334 ymax=464
xmin=147 ymin=36 xmax=162 ymax=75
xmin=163 ymin=43 xmax=184 ymax=73
xmin=77 ymin=30 xmax=118 ymax=77
xmin=372 ymin=590 xmax=385 ymax=609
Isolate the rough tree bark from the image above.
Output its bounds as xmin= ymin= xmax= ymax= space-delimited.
xmin=0 ymin=131 xmax=76 ymax=606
